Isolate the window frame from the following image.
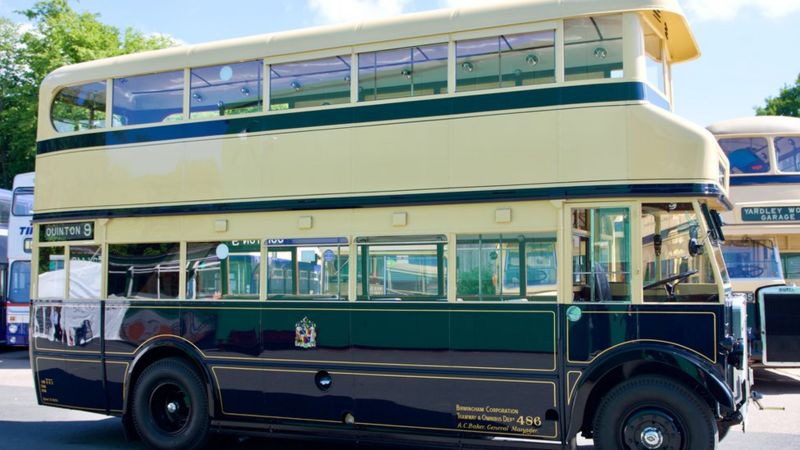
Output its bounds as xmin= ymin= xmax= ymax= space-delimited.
xmin=355 ymin=235 xmax=448 ymax=302
xmin=562 ymin=201 xmax=642 ymax=304
xmin=454 ymin=232 xmax=558 ymax=302
xmin=264 ymin=236 xmax=350 ymax=301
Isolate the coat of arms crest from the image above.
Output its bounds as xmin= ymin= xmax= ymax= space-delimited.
xmin=294 ymin=317 xmax=317 ymax=349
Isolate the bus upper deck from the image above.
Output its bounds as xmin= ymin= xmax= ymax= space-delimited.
xmin=34 ymin=0 xmax=727 ymax=220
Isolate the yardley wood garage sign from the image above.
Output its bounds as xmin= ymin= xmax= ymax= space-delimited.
xmin=742 ymin=207 xmax=800 ymax=222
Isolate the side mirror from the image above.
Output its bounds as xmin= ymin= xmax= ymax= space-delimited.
xmin=689 ymin=238 xmax=704 ymax=257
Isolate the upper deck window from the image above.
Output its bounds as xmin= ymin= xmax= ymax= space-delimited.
xmin=564 ymin=15 xmax=623 ymax=81
xmin=644 ymin=23 xmax=666 ymax=93
xmin=775 ymin=136 xmax=800 ymax=173
xmin=456 ymin=30 xmax=555 ymax=92
xmin=359 ymin=43 xmax=448 ymax=101
xmin=270 ymin=56 xmax=351 ymax=110
xmin=112 ymin=71 xmax=184 ymax=126
xmin=190 ymin=61 xmax=263 ymax=119
xmin=718 ymin=137 xmax=770 ymax=174
xmin=51 ymin=82 xmax=107 ymax=132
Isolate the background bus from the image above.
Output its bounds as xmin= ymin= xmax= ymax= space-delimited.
xmin=709 ymin=116 xmax=800 ymax=366
xmin=5 ymin=172 xmax=34 ymax=346
xmin=0 ymin=188 xmax=9 ymax=345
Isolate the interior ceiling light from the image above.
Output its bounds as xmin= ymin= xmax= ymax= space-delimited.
xmin=240 ymin=87 xmax=251 ymax=96
xmin=291 ymin=81 xmax=302 ymax=91
xmin=461 ymin=61 xmax=474 ymax=72
xmin=401 ymin=69 xmax=413 ymax=79
xmin=192 ymin=92 xmax=203 ymax=102
xmin=525 ymin=54 xmax=539 ymax=66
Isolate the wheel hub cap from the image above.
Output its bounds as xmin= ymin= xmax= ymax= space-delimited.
xmin=623 ymin=410 xmax=681 ymax=450
xmin=640 ymin=426 xmax=664 ymax=449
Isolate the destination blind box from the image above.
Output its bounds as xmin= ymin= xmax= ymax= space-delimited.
xmin=40 ymin=222 xmax=95 ymax=242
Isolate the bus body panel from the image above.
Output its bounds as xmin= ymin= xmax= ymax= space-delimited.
xmin=31 ymin=298 xmax=738 ymax=444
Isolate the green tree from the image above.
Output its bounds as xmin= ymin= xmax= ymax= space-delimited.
xmin=0 ymin=0 xmax=175 ymax=188
xmin=756 ymin=74 xmax=800 ymax=117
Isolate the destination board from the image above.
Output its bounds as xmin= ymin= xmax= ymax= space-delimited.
xmin=40 ymin=222 xmax=94 ymax=242
xmin=741 ymin=207 xmax=800 ymax=222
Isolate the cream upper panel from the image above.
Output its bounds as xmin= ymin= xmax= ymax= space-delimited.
xmin=34 ymin=102 xmax=725 ymax=214
xmin=36 ymin=0 xmax=696 ymax=141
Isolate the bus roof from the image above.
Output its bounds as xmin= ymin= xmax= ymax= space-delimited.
xmin=708 ymin=116 xmax=800 ymax=136
xmin=12 ymin=172 xmax=35 ymax=188
xmin=40 ymin=0 xmax=697 ymax=92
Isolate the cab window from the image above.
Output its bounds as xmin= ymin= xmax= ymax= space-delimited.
xmin=642 ymin=203 xmax=718 ymax=302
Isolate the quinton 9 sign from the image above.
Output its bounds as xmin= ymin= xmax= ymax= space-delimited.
xmin=40 ymin=222 xmax=95 ymax=242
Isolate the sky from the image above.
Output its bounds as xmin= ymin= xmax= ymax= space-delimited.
xmin=0 ymin=0 xmax=798 ymax=127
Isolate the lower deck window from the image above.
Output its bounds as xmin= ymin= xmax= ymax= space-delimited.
xmin=357 ymin=236 xmax=446 ymax=301
xmin=266 ymin=238 xmax=349 ymax=300
xmin=572 ymin=208 xmax=631 ymax=302
xmin=456 ymin=233 xmax=556 ymax=301
xmin=69 ymin=246 xmax=101 ymax=299
xmin=37 ymin=246 xmax=65 ymax=299
xmin=187 ymin=241 xmax=261 ymax=299
xmin=108 ymin=243 xmax=180 ymax=300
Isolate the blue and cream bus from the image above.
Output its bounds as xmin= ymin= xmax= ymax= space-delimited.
xmin=5 ymin=173 xmax=34 ymax=346
xmin=709 ymin=116 xmax=800 ymax=367
xmin=0 ymin=188 xmax=9 ymax=345
xmin=30 ymin=1 xmax=748 ymax=449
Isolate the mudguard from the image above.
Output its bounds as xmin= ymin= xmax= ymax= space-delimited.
xmin=122 ymin=335 xmax=217 ymax=416
xmin=567 ymin=343 xmax=734 ymax=440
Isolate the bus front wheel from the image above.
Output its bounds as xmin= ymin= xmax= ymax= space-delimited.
xmin=131 ymin=358 xmax=210 ymax=450
xmin=592 ymin=375 xmax=717 ymax=450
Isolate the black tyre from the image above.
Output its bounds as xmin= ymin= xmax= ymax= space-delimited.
xmin=593 ymin=376 xmax=717 ymax=450
xmin=131 ymin=358 xmax=210 ymax=450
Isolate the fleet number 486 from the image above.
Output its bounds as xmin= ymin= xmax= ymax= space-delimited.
xmin=517 ymin=416 xmax=543 ymax=427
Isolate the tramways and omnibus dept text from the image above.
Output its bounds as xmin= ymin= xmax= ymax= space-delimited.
xmin=455 ymin=404 xmax=543 ymax=435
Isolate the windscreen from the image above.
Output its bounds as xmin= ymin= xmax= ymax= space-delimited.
xmin=12 ymin=187 xmax=33 ymax=216
xmin=8 ymin=260 xmax=31 ymax=303
xmin=721 ymin=239 xmax=783 ymax=280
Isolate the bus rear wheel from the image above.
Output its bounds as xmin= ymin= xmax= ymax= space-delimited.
xmin=592 ymin=376 xmax=717 ymax=450
xmin=131 ymin=358 xmax=210 ymax=450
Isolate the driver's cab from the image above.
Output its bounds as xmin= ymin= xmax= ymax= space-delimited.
xmin=567 ymin=201 xmax=727 ymax=304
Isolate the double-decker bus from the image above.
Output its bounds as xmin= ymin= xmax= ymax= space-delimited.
xmin=6 ymin=173 xmax=34 ymax=346
xmin=0 ymin=188 xmax=9 ymax=344
xmin=30 ymin=1 xmax=748 ymax=449
xmin=709 ymin=116 xmax=800 ymax=366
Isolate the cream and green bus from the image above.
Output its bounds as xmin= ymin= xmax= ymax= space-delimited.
xmin=30 ymin=1 xmax=748 ymax=449
xmin=709 ymin=116 xmax=800 ymax=367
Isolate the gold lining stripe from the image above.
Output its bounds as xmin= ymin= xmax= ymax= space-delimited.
xmin=566 ymin=311 xmax=717 ymax=364
xmin=566 ymin=371 xmax=582 ymax=405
